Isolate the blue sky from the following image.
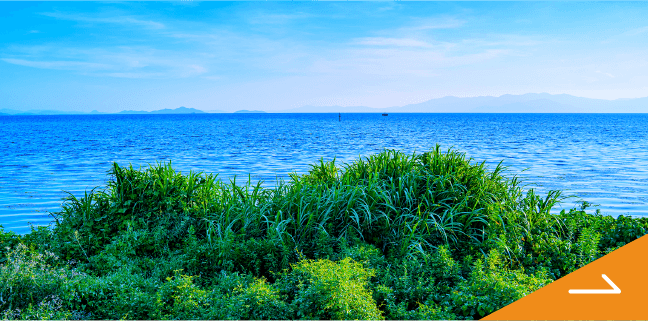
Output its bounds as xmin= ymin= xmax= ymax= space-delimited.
xmin=1 ymin=2 xmax=648 ymax=112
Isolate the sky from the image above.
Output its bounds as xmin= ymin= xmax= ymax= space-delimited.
xmin=1 ymin=2 xmax=648 ymax=113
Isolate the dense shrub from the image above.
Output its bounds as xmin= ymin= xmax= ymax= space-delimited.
xmin=2 ymin=147 xmax=648 ymax=319
xmin=1 ymin=244 xmax=71 ymax=312
xmin=224 ymin=277 xmax=291 ymax=320
xmin=278 ymin=257 xmax=383 ymax=320
xmin=154 ymin=270 xmax=210 ymax=319
xmin=2 ymin=295 xmax=87 ymax=321
xmin=0 ymin=226 xmax=21 ymax=264
xmin=446 ymin=249 xmax=552 ymax=319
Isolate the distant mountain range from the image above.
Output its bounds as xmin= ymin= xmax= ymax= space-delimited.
xmin=0 ymin=107 xmax=219 ymax=115
xmin=1 ymin=94 xmax=647 ymax=115
xmin=0 ymin=108 xmax=83 ymax=115
xmin=117 ymin=107 xmax=206 ymax=114
xmin=279 ymin=93 xmax=648 ymax=113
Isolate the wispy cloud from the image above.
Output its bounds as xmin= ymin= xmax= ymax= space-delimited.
xmin=309 ymin=47 xmax=508 ymax=77
xmin=601 ymin=26 xmax=648 ymax=44
xmin=376 ymin=4 xmax=397 ymax=12
xmin=596 ymin=70 xmax=615 ymax=78
xmin=624 ymin=26 xmax=648 ymax=37
xmin=461 ymin=34 xmax=549 ymax=47
xmin=404 ymin=17 xmax=466 ymax=31
xmin=97 ymin=72 xmax=166 ymax=79
xmin=354 ymin=37 xmax=433 ymax=48
xmin=1 ymin=58 xmax=111 ymax=71
xmin=40 ymin=12 xmax=165 ymax=29
xmin=2 ymin=45 xmax=208 ymax=79
xmin=245 ymin=12 xmax=313 ymax=25
xmin=183 ymin=64 xmax=208 ymax=77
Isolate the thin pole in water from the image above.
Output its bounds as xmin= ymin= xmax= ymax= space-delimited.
xmin=339 ymin=113 xmax=341 ymax=122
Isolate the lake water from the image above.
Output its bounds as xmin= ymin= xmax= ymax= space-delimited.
xmin=2 ymin=113 xmax=647 ymax=234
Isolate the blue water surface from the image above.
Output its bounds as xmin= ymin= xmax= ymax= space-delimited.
xmin=1 ymin=113 xmax=647 ymax=234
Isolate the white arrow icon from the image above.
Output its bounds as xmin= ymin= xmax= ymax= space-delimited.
xmin=568 ymin=274 xmax=621 ymax=294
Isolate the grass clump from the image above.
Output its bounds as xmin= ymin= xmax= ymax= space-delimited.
xmin=2 ymin=145 xmax=648 ymax=320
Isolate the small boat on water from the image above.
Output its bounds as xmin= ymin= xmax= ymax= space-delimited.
xmin=382 ymin=113 xmax=388 ymax=116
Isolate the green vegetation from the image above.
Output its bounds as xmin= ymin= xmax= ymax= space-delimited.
xmin=2 ymin=146 xmax=648 ymax=320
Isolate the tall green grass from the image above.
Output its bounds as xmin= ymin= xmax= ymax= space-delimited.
xmin=52 ymin=146 xmax=546 ymax=264
xmin=2 ymin=146 xmax=648 ymax=319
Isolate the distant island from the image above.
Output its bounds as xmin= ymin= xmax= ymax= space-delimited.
xmin=0 ymin=109 xmax=79 ymax=116
xmin=3 ymin=93 xmax=648 ymax=115
xmin=118 ymin=107 xmax=205 ymax=114
xmin=234 ymin=110 xmax=267 ymax=113
xmin=0 ymin=107 xmax=214 ymax=115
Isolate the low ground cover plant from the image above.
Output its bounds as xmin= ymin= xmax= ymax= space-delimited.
xmin=2 ymin=146 xmax=647 ymax=319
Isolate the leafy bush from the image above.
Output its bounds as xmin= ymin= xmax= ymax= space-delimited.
xmin=2 ymin=295 xmax=86 ymax=321
xmin=225 ymin=277 xmax=291 ymax=320
xmin=155 ymin=270 xmax=209 ymax=319
xmin=0 ymin=244 xmax=70 ymax=311
xmin=0 ymin=226 xmax=20 ymax=264
xmin=278 ymin=257 xmax=383 ymax=320
xmin=447 ymin=249 xmax=552 ymax=319
xmin=3 ymin=147 xmax=648 ymax=319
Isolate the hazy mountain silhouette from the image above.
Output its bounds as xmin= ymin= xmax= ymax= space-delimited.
xmin=0 ymin=108 xmax=83 ymax=115
xmin=1 ymin=107 xmax=209 ymax=115
xmin=279 ymin=93 xmax=648 ymax=113
xmin=2 ymin=94 xmax=647 ymax=115
xmin=119 ymin=107 xmax=206 ymax=114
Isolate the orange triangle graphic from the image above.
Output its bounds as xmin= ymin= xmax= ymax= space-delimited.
xmin=483 ymin=234 xmax=648 ymax=320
